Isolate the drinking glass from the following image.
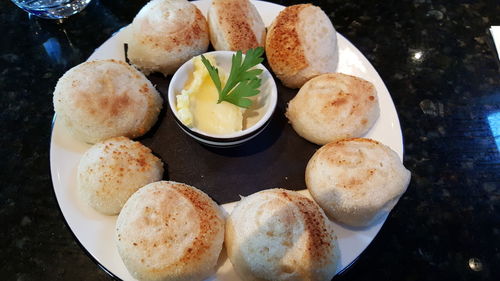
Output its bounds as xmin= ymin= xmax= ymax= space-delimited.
xmin=11 ymin=0 xmax=92 ymax=19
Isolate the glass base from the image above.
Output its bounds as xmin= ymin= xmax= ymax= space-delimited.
xmin=12 ymin=0 xmax=92 ymax=19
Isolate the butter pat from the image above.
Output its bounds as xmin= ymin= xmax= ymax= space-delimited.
xmin=176 ymin=56 xmax=244 ymax=135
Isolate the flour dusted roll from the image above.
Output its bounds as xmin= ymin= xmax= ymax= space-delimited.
xmin=207 ymin=0 xmax=266 ymax=52
xmin=306 ymin=138 xmax=411 ymax=227
xmin=127 ymin=0 xmax=209 ymax=75
xmin=115 ymin=181 xmax=225 ymax=281
xmin=286 ymin=73 xmax=380 ymax=145
xmin=226 ymin=189 xmax=339 ymax=281
xmin=77 ymin=137 xmax=163 ymax=215
xmin=266 ymin=4 xmax=338 ymax=88
xmin=53 ymin=59 xmax=163 ymax=144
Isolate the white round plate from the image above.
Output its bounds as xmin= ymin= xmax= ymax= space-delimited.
xmin=50 ymin=1 xmax=404 ymax=280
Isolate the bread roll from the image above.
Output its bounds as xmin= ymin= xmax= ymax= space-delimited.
xmin=306 ymin=138 xmax=411 ymax=227
xmin=77 ymin=137 xmax=163 ymax=215
xmin=286 ymin=73 xmax=380 ymax=145
xmin=127 ymin=0 xmax=209 ymax=75
xmin=226 ymin=188 xmax=339 ymax=281
xmin=266 ymin=4 xmax=338 ymax=88
xmin=207 ymin=0 xmax=266 ymax=52
xmin=53 ymin=59 xmax=163 ymax=144
xmin=115 ymin=181 xmax=225 ymax=281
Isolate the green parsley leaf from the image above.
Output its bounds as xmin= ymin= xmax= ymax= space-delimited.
xmin=201 ymin=47 xmax=264 ymax=108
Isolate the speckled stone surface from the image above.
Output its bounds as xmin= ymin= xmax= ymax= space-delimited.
xmin=0 ymin=0 xmax=499 ymax=280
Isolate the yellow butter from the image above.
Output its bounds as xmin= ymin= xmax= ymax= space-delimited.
xmin=176 ymin=56 xmax=244 ymax=135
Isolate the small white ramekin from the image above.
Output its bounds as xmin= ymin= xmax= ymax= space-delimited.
xmin=167 ymin=51 xmax=278 ymax=147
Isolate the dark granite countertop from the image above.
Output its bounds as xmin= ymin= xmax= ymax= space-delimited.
xmin=1 ymin=0 xmax=499 ymax=280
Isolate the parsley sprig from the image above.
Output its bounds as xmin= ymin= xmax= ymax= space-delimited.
xmin=200 ymin=47 xmax=264 ymax=108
